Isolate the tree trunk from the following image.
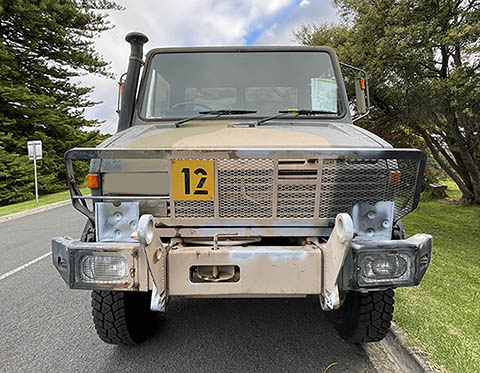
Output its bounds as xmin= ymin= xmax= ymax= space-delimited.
xmin=421 ymin=133 xmax=476 ymax=202
xmin=450 ymin=125 xmax=480 ymax=203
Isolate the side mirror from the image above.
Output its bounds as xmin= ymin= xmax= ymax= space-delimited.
xmin=116 ymin=73 xmax=127 ymax=116
xmin=339 ymin=62 xmax=370 ymax=121
xmin=355 ymin=77 xmax=367 ymax=114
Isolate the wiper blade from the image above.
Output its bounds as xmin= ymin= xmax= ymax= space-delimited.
xmin=257 ymin=109 xmax=337 ymax=126
xmin=278 ymin=109 xmax=337 ymax=115
xmin=175 ymin=110 xmax=257 ymax=127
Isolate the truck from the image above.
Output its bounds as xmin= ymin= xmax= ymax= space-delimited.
xmin=51 ymin=32 xmax=432 ymax=345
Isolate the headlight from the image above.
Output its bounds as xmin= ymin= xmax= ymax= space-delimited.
xmin=356 ymin=251 xmax=414 ymax=286
xmin=361 ymin=253 xmax=410 ymax=281
xmin=78 ymin=255 xmax=129 ymax=284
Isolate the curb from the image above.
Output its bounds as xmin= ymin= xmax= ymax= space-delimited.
xmin=386 ymin=323 xmax=443 ymax=372
xmin=365 ymin=322 xmax=443 ymax=373
xmin=0 ymin=200 xmax=71 ymax=223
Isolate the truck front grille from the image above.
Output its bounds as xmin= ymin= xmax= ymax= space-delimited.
xmin=173 ymin=157 xmax=421 ymax=222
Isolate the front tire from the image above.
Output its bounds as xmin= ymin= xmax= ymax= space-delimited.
xmin=329 ymin=289 xmax=394 ymax=343
xmin=91 ymin=290 xmax=158 ymax=345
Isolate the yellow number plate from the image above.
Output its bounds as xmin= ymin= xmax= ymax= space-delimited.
xmin=171 ymin=160 xmax=215 ymax=200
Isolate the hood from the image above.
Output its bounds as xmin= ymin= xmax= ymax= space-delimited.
xmin=101 ymin=120 xmax=391 ymax=149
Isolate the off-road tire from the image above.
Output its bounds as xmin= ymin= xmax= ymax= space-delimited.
xmin=80 ymin=220 xmax=95 ymax=242
xmin=392 ymin=220 xmax=407 ymax=240
xmin=91 ymin=290 xmax=158 ymax=345
xmin=329 ymin=289 xmax=395 ymax=343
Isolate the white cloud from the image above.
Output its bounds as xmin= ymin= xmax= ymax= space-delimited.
xmin=255 ymin=0 xmax=338 ymax=45
xmin=80 ymin=0 xmax=338 ymax=133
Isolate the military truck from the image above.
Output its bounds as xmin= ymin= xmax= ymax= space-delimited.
xmin=52 ymin=32 xmax=432 ymax=345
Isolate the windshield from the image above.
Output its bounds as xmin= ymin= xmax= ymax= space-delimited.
xmin=140 ymin=50 xmax=343 ymax=120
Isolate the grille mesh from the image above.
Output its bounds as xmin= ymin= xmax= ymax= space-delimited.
xmin=218 ymin=159 xmax=274 ymax=218
xmin=173 ymin=157 xmax=420 ymax=221
xmin=175 ymin=200 xmax=214 ymax=218
xmin=319 ymin=159 xmax=419 ymax=221
xmin=277 ymin=183 xmax=316 ymax=218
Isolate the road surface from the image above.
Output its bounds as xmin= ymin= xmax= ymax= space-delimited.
xmin=0 ymin=205 xmax=389 ymax=372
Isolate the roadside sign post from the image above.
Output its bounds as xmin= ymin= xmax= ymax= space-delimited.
xmin=27 ymin=140 xmax=42 ymax=204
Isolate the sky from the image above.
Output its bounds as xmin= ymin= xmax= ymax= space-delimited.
xmin=80 ymin=0 xmax=339 ymax=133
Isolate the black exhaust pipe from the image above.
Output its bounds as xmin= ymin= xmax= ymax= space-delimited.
xmin=117 ymin=32 xmax=149 ymax=132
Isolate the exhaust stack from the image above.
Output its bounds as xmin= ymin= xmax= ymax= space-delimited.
xmin=117 ymin=32 xmax=149 ymax=132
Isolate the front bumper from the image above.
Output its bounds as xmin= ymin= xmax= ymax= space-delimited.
xmin=52 ymin=230 xmax=432 ymax=297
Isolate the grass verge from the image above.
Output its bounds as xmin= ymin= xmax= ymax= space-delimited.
xmin=396 ymin=181 xmax=480 ymax=372
xmin=0 ymin=186 xmax=89 ymax=217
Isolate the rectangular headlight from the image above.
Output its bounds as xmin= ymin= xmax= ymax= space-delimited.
xmin=356 ymin=250 xmax=415 ymax=287
xmin=77 ymin=255 xmax=130 ymax=284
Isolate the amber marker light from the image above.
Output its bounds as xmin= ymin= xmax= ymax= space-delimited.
xmin=389 ymin=171 xmax=401 ymax=186
xmin=359 ymin=78 xmax=366 ymax=90
xmin=87 ymin=174 xmax=100 ymax=189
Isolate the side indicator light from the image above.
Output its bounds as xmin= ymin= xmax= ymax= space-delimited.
xmin=87 ymin=174 xmax=100 ymax=189
xmin=359 ymin=78 xmax=366 ymax=90
xmin=389 ymin=171 xmax=401 ymax=186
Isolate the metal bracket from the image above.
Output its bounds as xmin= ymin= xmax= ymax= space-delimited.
xmin=319 ymin=213 xmax=354 ymax=310
xmin=134 ymin=214 xmax=169 ymax=312
xmin=150 ymin=283 xmax=167 ymax=312
xmin=96 ymin=202 xmax=139 ymax=242
xmin=352 ymin=201 xmax=394 ymax=241
xmin=213 ymin=233 xmax=239 ymax=250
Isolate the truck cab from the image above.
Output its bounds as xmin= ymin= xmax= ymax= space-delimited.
xmin=52 ymin=32 xmax=432 ymax=345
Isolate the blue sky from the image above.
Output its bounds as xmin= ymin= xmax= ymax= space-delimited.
xmin=80 ymin=0 xmax=339 ymax=133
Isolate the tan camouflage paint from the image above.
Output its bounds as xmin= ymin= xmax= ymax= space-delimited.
xmin=127 ymin=121 xmax=331 ymax=149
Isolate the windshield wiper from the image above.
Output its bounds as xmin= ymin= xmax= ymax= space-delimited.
xmin=175 ymin=110 xmax=257 ymax=127
xmin=257 ymin=109 xmax=337 ymax=126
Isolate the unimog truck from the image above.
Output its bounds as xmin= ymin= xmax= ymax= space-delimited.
xmin=52 ymin=32 xmax=432 ymax=345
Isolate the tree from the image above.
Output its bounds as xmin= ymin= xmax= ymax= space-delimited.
xmin=0 ymin=0 xmax=119 ymax=205
xmin=295 ymin=0 xmax=480 ymax=204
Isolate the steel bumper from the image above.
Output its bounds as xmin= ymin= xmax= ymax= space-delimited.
xmin=52 ymin=232 xmax=432 ymax=297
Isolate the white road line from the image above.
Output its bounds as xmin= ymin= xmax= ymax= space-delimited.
xmin=0 ymin=252 xmax=50 ymax=281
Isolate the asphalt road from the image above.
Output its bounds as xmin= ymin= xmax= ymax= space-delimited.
xmin=0 ymin=205 xmax=386 ymax=372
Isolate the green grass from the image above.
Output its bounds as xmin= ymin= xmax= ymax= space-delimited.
xmin=396 ymin=182 xmax=480 ymax=372
xmin=0 ymin=186 xmax=89 ymax=217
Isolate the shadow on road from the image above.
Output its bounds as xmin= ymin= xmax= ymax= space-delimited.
xmin=104 ymin=296 xmax=374 ymax=372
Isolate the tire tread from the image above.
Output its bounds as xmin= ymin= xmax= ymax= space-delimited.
xmin=350 ymin=289 xmax=394 ymax=343
xmin=331 ymin=289 xmax=394 ymax=343
xmin=91 ymin=290 xmax=153 ymax=345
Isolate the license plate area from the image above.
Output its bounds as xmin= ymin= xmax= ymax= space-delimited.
xmin=171 ymin=160 xmax=215 ymax=200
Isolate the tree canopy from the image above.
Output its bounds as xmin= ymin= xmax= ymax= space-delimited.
xmin=296 ymin=0 xmax=480 ymax=204
xmin=0 ymin=0 xmax=119 ymax=205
